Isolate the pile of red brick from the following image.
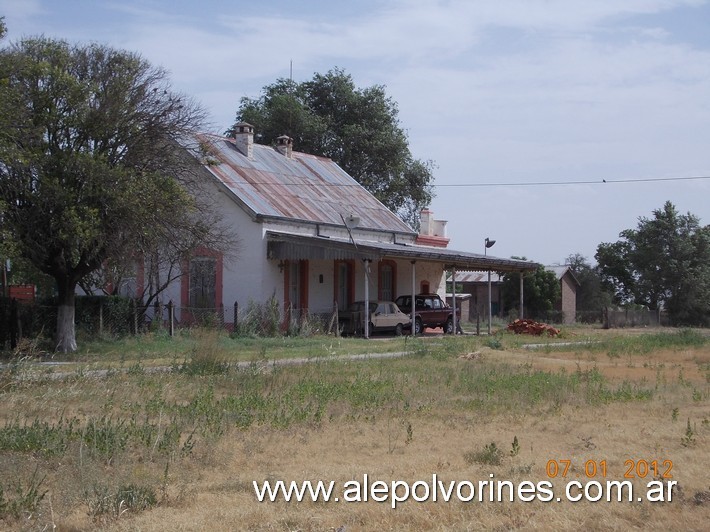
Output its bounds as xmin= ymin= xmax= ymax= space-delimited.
xmin=507 ymin=319 xmax=560 ymax=337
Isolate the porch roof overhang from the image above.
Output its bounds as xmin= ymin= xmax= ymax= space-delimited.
xmin=266 ymin=231 xmax=539 ymax=272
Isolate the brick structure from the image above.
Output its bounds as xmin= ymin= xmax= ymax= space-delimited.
xmin=548 ymin=266 xmax=580 ymax=324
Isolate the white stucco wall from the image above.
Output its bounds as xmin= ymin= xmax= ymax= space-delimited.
xmin=145 ymin=173 xmax=448 ymax=325
xmin=211 ymin=186 xmax=282 ymax=310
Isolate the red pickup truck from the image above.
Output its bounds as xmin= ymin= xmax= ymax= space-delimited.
xmin=395 ymin=294 xmax=454 ymax=335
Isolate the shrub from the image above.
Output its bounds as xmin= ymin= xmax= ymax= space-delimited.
xmin=236 ymin=296 xmax=281 ymax=337
xmin=86 ymin=483 xmax=157 ymax=520
xmin=0 ymin=467 xmax=47 ymax=520
xmin=464 ymin=442 xmax=504 ymax=466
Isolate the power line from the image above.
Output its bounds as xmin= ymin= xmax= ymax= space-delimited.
xmin=434 ymin=175 xmax=710 ymax=187
xmin=221 ymin=174 xmax=710 ymax=188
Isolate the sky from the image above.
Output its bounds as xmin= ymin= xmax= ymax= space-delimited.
xmin=2 ymin=0 xmax=710 ymax=266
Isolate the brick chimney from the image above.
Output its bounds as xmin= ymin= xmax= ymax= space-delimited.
xmin=275 ymin=135 xmax=293 ymax=159
xmin=416 ymin=208 xmax=449 ymax=248
xmin=233 ymin=122 xmax=254 ymax=158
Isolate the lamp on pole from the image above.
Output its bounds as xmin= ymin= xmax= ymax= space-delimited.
xmin=484 ymin=238 xmax=496 ymax=335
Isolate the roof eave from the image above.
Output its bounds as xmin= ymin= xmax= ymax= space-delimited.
xmin=256 ymin=214 xmax=417 ymax=238
xmin=266 ymin=231 xmax=539 ymax=272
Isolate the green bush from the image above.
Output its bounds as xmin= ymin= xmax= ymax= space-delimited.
xmin=464 ymin=442 xmax=504 ymax=466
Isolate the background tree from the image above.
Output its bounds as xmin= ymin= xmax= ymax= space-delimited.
xmin=501 ymin=260 xmax=560 ymax=320
xmin=229 ymin=68 xmax=435 ymax=228
xmin=564 ymin=253 xmax=612 ymax=312
xmin=595 ymin=201 xmax=710 ymax=325
xmin=0 ymin=37 xmax=231 ymax=352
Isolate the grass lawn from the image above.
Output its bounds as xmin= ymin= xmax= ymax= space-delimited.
xmin=1 ymin=326 xmax=709 ymax=530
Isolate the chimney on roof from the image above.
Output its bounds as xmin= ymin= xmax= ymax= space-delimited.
xmin=415 ymin=208 xmax=450 ymax=248
xmin=233 ymin=122 xmax=254 ymax=158
xmin=420 ymin=209 xmax=433 ymax=235
xmin=275 ymin=135 xmax=293 ymax=159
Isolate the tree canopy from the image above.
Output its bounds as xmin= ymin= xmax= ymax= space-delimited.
xmin=229 ymin=68 xmax=435 ymax=228
xmin=595 ymin=201 xmax=710 ymax=325
xmin=564 ymin=253 xmax=612 ymax=312
xmin=0 ymin=37 xmax=229 ymax=352
xmin=501 ymin=260 xmax=560 ymax=320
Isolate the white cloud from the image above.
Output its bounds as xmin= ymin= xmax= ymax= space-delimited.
xmin=5 ymin=0 xmax=710 ymax=263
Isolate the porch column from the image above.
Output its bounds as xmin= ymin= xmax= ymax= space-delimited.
xmin=364 ymin=259 xmax=371 ymax=339
xmin=410 ymin=260 xmax=416 ymax=336
xmin=451 ymin=266 xmax=457 ymax=335
xmin=487 ymin=269 xmax=492 ymax=335
xmin=519 ymin=271 xmax=524 ymax=320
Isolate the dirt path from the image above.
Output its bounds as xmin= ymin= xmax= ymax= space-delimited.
xmin=1 ymin=350 xmax=413 ymax=381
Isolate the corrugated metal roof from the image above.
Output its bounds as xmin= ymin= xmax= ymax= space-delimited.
xmin=267 ymin=231 xmax=539 ymax=272
xmin=454 ymin=272 xmax=502 ymax=283
xmin=546 ymin=265 xmax=581 ymax=286
xmin=195 ymin=133 xmax=415 ymax=235
xmin=453 ymin=266 xmax=578 ymax=283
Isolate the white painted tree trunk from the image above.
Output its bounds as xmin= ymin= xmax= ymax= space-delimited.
xmin=56 ymin=304 xmax=77 ymax=353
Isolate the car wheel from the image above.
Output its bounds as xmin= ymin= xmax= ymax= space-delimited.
xmin=395 ymin=323 xmax=403 ymax=336
xmin=445 ymin=317 xmax=454 ymax=334
xmin=367 ymin=322 xmax=375 ymax=337
xmin=414 ymin=318 xmax=423 ymax=335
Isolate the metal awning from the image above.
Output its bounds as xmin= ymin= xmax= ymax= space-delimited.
xmin=266 ymin=231 xmax=539 ymax=272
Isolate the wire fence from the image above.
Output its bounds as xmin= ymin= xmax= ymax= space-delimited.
xmin=0 ymin=296 xmax=346 ymax=350
xmin=0 ymin=296 xmax=675 ymax=351
xmin=602 ymin=307 xmax=669 ymax=328
xmin=504 ymin=308 xmax=669 ymax=328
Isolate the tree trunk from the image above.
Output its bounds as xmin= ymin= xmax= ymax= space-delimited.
xmin=56 ymin=281 xmax=78 ymax=353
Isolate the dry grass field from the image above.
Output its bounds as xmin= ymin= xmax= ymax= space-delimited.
xmin=0 ymin=327 xmax=709 ymax=531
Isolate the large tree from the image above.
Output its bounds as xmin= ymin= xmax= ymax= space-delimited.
xmin=564 ymin=253 xmax=612 ymax=312
xmin=501 ymin=260 xmax=560 ymax=320
xmin=229 ymin=68 xmax=435 ymax=228
xmin=595 ymin=201 xmax=710 ymax=325
xmin=0 ymin=37 xmax=229 ymax=352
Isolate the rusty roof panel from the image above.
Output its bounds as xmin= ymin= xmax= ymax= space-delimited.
xmin=196 ymin=134 xmax=415 ymax=234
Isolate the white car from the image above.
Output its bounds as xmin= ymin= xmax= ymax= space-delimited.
xmin=339 ymin=300 xmax=411 ymax=336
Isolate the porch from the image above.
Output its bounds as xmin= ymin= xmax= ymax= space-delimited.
xmin=266 ymin=231 xmax=539 ymax=336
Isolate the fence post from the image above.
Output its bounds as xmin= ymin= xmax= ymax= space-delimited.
xmin=99 ymin=299 xmax=104 ymax=336
xmin=168 ymin=300 xmax=174 ymax=337
xmin=16 ymin=300 xmax=22 ymax=341
xmin=132 ymin=298 xmax=138 ymax=335
xmin=233 ymin=301 xmax=239 ymax=335
xmin=334 ymin=301 xmax=340 ymax=337
xmin=10 ymin=298 xmax=17 ymax=350
xmin=155 ymin=301 xmax=163 ymax=331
